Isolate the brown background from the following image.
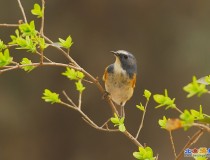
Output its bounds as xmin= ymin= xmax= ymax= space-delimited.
xmin=0 ymin=0 xmax=210 ymax=159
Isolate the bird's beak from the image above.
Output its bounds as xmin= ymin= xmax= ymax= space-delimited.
xmin=110 ymin=51 xmax=119 ymax=57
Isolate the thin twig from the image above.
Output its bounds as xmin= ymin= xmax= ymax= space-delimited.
xmin=176 ymin=129 xmax=204 ymax=160
xmin=174 ymin=106 xmax=183 ymax=114
xmin=135 ymin=100 xmax=149 ymax=139
xmin=36 ymin=51 xmax=52 ymax=63
xmin=169 ymin=131 xmax=177 ymax=158
xmin=101 ymin=118 xmax=111 ymax=128
xmin=59 ymin=101 xmax=77 ymax=111
xmin=62 ymin=90 xmax=77 ymax=108
xmin=17 ymin=0 xmax=27 ymax=23
xmin=123 ymin=131 xmax=143 ymax=147
xmin=82 ymin=117 xmax=118 ymax=132
xmin=0 ymin=24 xmax=19 ymax=27
xmin=193 ymin=123 xmax=210 ymax=133
xmin=40 ymin=0 xmax=45 ymax=35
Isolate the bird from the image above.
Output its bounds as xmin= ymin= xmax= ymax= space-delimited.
xmin=103 ymin=50 xmax=137 ymax=117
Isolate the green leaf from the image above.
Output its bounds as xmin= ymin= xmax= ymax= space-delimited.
xmin=144 ymin=89 xmax=151 ymax=101
xmin=136 ymin=103 xmax=145 ymax=111
xmin=37 ymin=37 xmax=48 ymax=50
xmin=75 ymin=80 xmax=85 ymax=93
xmin=19 ymin=21 xmax=37 ymax=37
xmin=42 ymin=89 xmax=61 ymax=104
xmin=16 ymin=36 xmax=37 ymax=53
xmin=62 ymin=67 xmax=85 ymax=80
xmin=180 ymin=110 xmax=194 ymax=130
xmin=0 ymin=40 xmax=7 ymax=51
xmin=20 ymin=58 xmax=35 ymax=72
xmin=111 ymin=114 xmax=126 ymax=132
xmin=0 ymin=49 xmax=13 ymax=67
xmin=58 ymin=36 xmax=73 ymax=49
xmin=158 ymin=116 xmax=167 ymax=129
xmin=119 ymin=124 xmax=126 ymax=132
xmin=183 ymin=76 xmax=208 ymax=98
xmin=133 ymin=146 xmax=155 ymax=160
xmin=31 ymin=3 xmax=43 ymax=18
xmin=153 ymin=89 xmax=176 ymax=109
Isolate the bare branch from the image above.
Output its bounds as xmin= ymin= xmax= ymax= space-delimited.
xmin=169 ymin=131 xmax=177 ymax=158
xmin=123 ymin=131 xmax=143 ymax=147
xmin=62 ymin=91 xmax=77 ymax=108
xmin=40 ymin=0 xmax=45 ymax=35
xmin=193 ymin=123 xmax=210 ymax=133
xmin=135 ymin=100 xmax=149 ymax=139
xmin=0 ymin=24 xmax=19 ymax=27
xmin=176 ymin=129 xmax=204 ymax=160
xmin=17 ymin=0 xmax=27 ymax=23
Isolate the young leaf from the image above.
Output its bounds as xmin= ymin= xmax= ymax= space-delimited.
xmin=42 ymin=89 xmax=61 ymax=104
xmin=31 ymin=3 xmax=43 ymax=18
xmin=58 ymin=36 xmax=73 ymax=49
xmin=119 ymin=124 xmax=126 ymax=132
xmin=153 ymin=89 xmax=176 ymax=109
xmin=136 ymin=103 xmax=145 ymax=111
xmin=183 ymin=76 xmax=208 ymax=98
xmin=19 ymin=21 xmax=37 ymax=37
xmin=0 ymin=49 xmax=13 ymax=67
xmin=62 ymin=67 xmax=85 ymax=80
xmin=133 ymin=146 xmax=155 ymax=160
xmin=0 ymin=40 xmax=7 ymax=51
xmin=75 ymin=80 xmax=85 ymax=93
xmin=180 ymin=110 xmax=194 ymax=130
xmin=20 ymin=58 xmax=35 ymax=72
xmin=144 ymin=89 xmax=151 ymax=101
xmin=158 ymin=116 xmax=167 ymax=129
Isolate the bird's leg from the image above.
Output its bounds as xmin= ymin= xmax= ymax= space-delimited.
xmin=120 ymin=105 xmax=125 ymax=118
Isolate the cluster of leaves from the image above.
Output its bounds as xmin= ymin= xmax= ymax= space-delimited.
xmin=133 ymin=146 xmax=155 ymax=160
xmin=62 ymin=67 xmax=85 ymax=93
xmin=42 ymin=89 xmax=61 ymax=104
xmin=154 ymin=76 xmax=210 ymax=131
xmin=110 ymin=113 xmax=126 ymax=132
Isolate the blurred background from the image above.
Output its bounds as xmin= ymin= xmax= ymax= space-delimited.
xmin=1 ymin=0 xmax=210 ymax=159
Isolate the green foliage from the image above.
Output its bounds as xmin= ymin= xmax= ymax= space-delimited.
xmin=37 ymin=36 xmax=47 ymax=50
xmin=62 ymin=67 xmax=85 ymax=80
xmin=153 ymin=89 xmax=176 ymax=109
xmin=58 ymin=36 xmax=73 ymax=49
xmin=75 ymin=80 xmax=85 ymax=93
xmin=194 ymin=156 xmax=208 ymax=160
xmin=190 ymin=105 xmax=204 ymax=120
xmin=133 ymin=146 xmax=155 ymax=160
xmin=111 ymin=113 xmax=126 ymax=132
xmin=136 ymin=103 xmax=145 ymax=111
xmin=16 ymin=36 xmax=37 ymax=53
xmin=183 ymin=76 xmax=208 ymax=98
xmin=0 ymin=49 xmax=13 ymax=67
xmin=158 ymin=116 xmax=167 ymax=129
xmin=20 ymin=58 xmax=35 ymax=72
xmin=19 ymin=21 xmax=37 ymax=37
xmin=42 ymin=89 xmax=61 ymax=104
xmin=31 ymin=3 xmax=43 ymax=18
xmin=143 ymin=89 xmax=151 ymax=101
xmin=180 ymin=110 xmax=194 ymax=130
xmin=0 ymin=40 xmax=7 ymax=51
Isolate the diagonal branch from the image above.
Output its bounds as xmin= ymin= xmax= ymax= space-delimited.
xmin=17 ymin=0 xmax=27 ymax=23
xmin=176 ymin=129 xmax=204 ymax=160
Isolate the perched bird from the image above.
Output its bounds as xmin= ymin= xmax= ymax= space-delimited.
xmin=103 ymin=50 xmax=137 ymax=117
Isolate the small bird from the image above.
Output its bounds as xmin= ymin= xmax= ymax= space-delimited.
xmin=103 ymin=50 xmax=137 ymax=117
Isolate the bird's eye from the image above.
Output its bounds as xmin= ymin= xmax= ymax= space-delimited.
xmin=123 ymin=55 xmax=128 ymax=59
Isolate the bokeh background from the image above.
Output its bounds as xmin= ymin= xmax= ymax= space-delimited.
xmin=1 ymin=0 xmax=210 ymax=159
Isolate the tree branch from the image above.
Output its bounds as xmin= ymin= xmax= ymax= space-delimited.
xmin=176 ymin=129 xmax=204 ymax=160
xmin=17 ymin=0 xmax=27 ymax=23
